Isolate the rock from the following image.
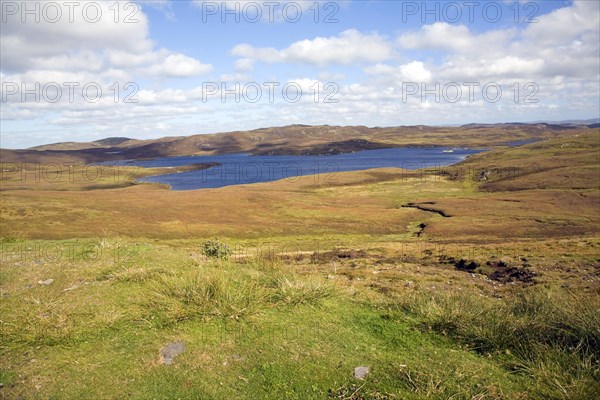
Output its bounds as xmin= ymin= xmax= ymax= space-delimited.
xmin=159 ymin=341 xmax=185 ymax=365
xmin=38 ymin=279 xmax=54 ymax=285
xmin=354 ymin=366 xmax=369 ymax=380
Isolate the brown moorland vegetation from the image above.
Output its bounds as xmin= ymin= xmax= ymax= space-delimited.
xmin=1 ymin=126 xmax=599 ymax=399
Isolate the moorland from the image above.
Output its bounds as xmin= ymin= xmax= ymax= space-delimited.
xmin=0 ymin=123 xmax=599 ymax=399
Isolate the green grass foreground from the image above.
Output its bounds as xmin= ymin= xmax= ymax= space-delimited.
xmin=1 ymin=237 xmax=599 ymax=399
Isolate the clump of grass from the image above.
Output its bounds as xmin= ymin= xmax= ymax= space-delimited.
xmin=146 ymin=269 xmax=268 ymax=324
xmin=109 ymin=267 xmax=165 ymax=283
xmin=0 ymin=235 xmax=20 ymax=244
xmin=397 ymin=366 xmax=507 ymax=400
xmin=399 ymin=289 xmax=600 ymax=358
xmin=2 ymin=297 xmax=77 ymax=346
xmin=270 ymin=274 xmax=334 ymax=306
xmin=396 ymin=288 xmax=600 ymax=398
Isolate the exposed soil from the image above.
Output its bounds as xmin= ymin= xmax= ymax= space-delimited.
xmin=415 ymin=223 xmax=427 ymax=237
xmin=442 ymin=257 xmax=536 ymax=284
xmin=311 ymin=249 xmax=368 ymax=263
xmin=402 ymin=203 xmax=452 ymax=218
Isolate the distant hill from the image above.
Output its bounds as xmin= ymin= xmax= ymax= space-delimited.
xmin=93 ymin=137 xmax=133 ymax=146
xmin=529 ymin=118 xmax=600 ymax=125
xmin=29 ymin=137 xmax=133 ymax=151
xmin=2 ymin=123 xmax=597 ymax=164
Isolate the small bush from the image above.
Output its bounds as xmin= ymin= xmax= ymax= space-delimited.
xmin=201 ymin=238 xmax=233 ymax=260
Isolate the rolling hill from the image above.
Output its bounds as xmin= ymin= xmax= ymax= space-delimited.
xmin=1 ymin=123 xmax=593 ymax=164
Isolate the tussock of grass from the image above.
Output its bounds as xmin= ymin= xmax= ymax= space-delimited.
xmin=270 ymin=275 xmax=334 ymax=306
xmin=8 ymin=298 xmax=77 ymax=346
xmin=145 ymin=264 xmax=336 ymax=325
xmin=398 ymin=289 xmax=600 ymax=358
xmin=2 ymin=296 xmax=124 ymax=347
xmin=397 ymin=367 xmax=507 ymax=400
xmin=109 ymin=267 xmax=165 ymax=283
xmin=146 ymin=269 xmax=269 ymax=323
xmin=396 ymin=288 xmax=600 ymax=398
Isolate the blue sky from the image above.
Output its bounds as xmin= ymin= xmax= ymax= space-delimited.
xmin=1 ymin=0 xmax=599 ymax=148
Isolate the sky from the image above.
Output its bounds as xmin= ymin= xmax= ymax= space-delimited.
xmin=0 ymin=0 xmax=599 ymax=148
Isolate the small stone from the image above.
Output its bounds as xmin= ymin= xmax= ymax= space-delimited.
xmin=38 ymin=279 xmax=54 ymax=285
xmin=354 ymin=366 xmax=369 ymax=380
xmin=159 ymin=341 xmax=185 ymax=365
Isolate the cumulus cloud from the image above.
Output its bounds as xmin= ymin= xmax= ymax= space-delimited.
xmin=232 ymin=29 xmax=393 ymax=66
xmin=0 ymin=0 xmax=212 ymax=80
xmin=394 ymin=0 xmax=599 ymax=83
xmin=143 ymin=54 xmax=213 ymax=78
xmin=366 ymin=62 xmax=432 ymax=83
xmin=234 ymin=58 xmax=256 ymax=72
xmin=398 ymin=23 xmax=516 ymax=54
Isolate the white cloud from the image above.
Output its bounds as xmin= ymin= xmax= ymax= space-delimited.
xmin=395 ymin=0 xmax=599 ymax=82
xmin=522 ymin=0 xmax=600 ymax=46
xmin=143 ymin=54 xmax=213 ymax=78
xmin=232 ymin=29 xmax=392 ymax=66
xmin=234 ymin=58 xmax=256 ymax=72
xmin=1 ymin=0 xmax=212 ymax=81
xmin=366 ymin=62 xmax=432 ymax=83
xmin=398 ymin=22 xmax=515 ymax=54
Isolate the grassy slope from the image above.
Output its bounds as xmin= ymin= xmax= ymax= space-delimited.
xmin=1 ymin=130 xmax=599 ymax=399
xmin=1 ymin=124 xmax=592 ymax=163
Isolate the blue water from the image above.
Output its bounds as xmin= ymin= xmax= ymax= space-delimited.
xmin=106 ymin=147 xmax=483 ymax=190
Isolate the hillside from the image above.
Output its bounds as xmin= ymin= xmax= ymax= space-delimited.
xmin=1 ymin=123 xmax=592 ymax=164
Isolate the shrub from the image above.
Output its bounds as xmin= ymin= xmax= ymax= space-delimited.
xmin=201 ymin=238 xmax=233 ymax=260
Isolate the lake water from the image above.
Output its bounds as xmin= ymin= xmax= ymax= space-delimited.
xmin=107 ymin=147 xmax=483 ymax=190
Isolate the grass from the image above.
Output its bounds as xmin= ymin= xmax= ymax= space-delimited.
xmin=0 ymin=131 xmax=599 ymax=398
xmin=393 ymin=288 xmax=600 ymax=399
xmin=147 ymin=268 xmax=270 ymax=324
xmin=1 ymin=237 xmax=598 ymax=398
